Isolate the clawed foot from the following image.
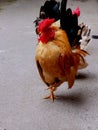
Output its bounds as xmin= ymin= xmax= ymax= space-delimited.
xmin=44 ymin=86 xmax=57 ymax=102
xmin=44 ymin=93 xmax=57 ymax=102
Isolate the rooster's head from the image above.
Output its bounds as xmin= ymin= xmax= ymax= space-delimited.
xmin=38 ymin=18 xmax=55 ymax=43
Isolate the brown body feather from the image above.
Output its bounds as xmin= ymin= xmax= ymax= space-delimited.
xmin=36 ymin=26 xmax=88 ymax=100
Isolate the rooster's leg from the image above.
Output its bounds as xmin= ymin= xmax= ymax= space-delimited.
xmin=44 ymin=81 xmax=63 ymax=101
xmin=44 ymin=86 xmax=57 ymax=101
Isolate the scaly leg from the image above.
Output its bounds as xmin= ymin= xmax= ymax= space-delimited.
xmin=44 ymin=81 xmax=63 ymax=101
xmin=44 ymin=86 xmax=57 ymax=102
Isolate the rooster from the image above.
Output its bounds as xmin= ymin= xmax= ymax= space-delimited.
xmin=35 ymin=18 xmax=89 ymax=101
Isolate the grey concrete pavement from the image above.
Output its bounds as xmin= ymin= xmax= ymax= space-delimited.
xmin=0 ymin=0 xmax=98 ymax=130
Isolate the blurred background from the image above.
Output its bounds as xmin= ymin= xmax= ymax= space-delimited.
xmin=0 ymin=0 xmax=98 ymax=130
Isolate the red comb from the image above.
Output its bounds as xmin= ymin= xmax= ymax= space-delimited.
xmin=38 ymin=18 xmax=55 ymax=32
xmin=72 ymin=7 xmax=80 ymax=17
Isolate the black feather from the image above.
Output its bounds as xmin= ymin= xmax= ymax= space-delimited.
xmin=60 ymin=0 xmax=81 ymax=47
xmin=34 ymin=0 xmax=83 ymax=46
xmin=39 ymin=0 xmax=60 ymax=21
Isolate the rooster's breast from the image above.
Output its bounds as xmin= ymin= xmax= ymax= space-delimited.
xmin=36 ymin=41 xmax=62 ymax=76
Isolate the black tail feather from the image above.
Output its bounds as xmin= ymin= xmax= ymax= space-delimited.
xmin=60 ymin=0 xmax=80 ymax=47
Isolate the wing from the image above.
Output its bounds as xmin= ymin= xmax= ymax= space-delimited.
xmin=36 ymin=60 xmax=49 ymax=86
xmin=67 ymin=66 xmax=77 ymax=88
xmin=59 ymin=52 xmax=78 ymax=89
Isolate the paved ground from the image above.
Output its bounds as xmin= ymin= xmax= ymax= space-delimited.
xmin=0 ymin=0 xmax=98 ymax=130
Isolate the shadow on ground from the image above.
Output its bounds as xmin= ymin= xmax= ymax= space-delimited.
xmin=56 ymin=91 xmax=86 ymax=106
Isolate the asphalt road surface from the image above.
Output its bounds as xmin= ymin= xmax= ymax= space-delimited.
xmin=0 ymin=0 xmax=98 ymax=130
